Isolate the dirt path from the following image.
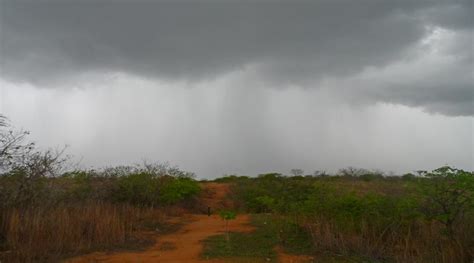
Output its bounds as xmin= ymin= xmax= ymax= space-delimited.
xmin=68 ymin=214 xmax=252 ymax=263
xmin=66 ymin=183 xmax=312 ymax=263
xmin=276 ymin=248 xmax=314 ymax=263
xmin=199 ymin=182 xmax=233 ymax=210
xmin=67 ymin=183 xmax=250 ymax=263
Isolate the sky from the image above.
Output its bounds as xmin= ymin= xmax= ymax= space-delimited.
xmin=0 ymin=0 xmax=472 ymax=178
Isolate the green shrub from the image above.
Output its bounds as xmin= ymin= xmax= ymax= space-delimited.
xmin=255 ymin=195 xmax=275 ymax=213
xmin=111 ymin=171 xmax=201 ymax=206
xmin=60 ymin=171 xmax=95 ymax=201
xmin=0 ymin=168 xmax=49 ymax=208
xmin=113 ymin=172 xmax=161 ymax=206
xmin=160 ymin=177 xmax=200 ymax=204
xmin=418 ymin=166 xmax=474 ymax=235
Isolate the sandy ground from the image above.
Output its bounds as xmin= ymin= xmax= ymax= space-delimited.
xmin=66 ymin=183 xmax=313 ymax=263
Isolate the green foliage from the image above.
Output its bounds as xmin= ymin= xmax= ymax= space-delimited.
xmin=258 ymin=173 xmax=282 ymax=179
xmin=299 ymin=182 xmax=420 ymax=234
xmin=202 ymin=214 xmax=312 ymax=261
xmin=220 ymin=166 xmax=474 ymax=261
xmin=255 ymin=195 xmax=275 ymax=213
xmin=202 ymin=231 xmax=276 ymax=261
xmin=60 ymin=170 xmax=95 ymax=201
xmin=359 ymin=172 xmax=384 ymax=182
xmin=160 ymin=177 xmax=201 ymax=204
xmin=402 ymin=173 xmax=416 ymax=180
xmin=113 ymin=172 xmax=161 ymax=206
xmin=232 ymin=174 xmax=315 ymax=213
xmin=0 ymin=168 xmax=49 ymax=207
xmin=212 ymin=175 xmax=250 ymax=183
xmin=1 ymin=161 xmax=201 ymax=209
xmin=227 ymin=170 xmax=431 ymax=229
xmin=219 ymin=210 xmax=237 ymax=221
xmin=112 ymin=172 xmax=201 ymax=206
xmin=418 ymin=166 xmax=474 ymax=234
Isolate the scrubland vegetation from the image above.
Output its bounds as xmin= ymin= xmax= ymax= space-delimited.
xmin=207 ymin=167 xmax=474 ymax=262
xmin=0 ymin=164 xmax=202 ymax=262
xmin=0 ymin=116 xmax=201 ymax=262
xmin=1 ymin=114 xmax=473 ymax=262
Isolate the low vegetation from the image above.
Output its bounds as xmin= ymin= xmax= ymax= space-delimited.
xmin=208 ymin=167 xmax=474 ymax=262
xmin=204 ymin=214 xmax=316 ymax=262
xmin=0 ymin=116 xmax=201 ymax=262
xmin=0 ymin=165 xmax=202 ymax=262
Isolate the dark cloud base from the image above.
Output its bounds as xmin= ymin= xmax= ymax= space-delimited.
xmin=0 ymin=0 xmax=472 ymax=116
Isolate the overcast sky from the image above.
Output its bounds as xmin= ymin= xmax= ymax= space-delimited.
xmin=0 ymin=0 xmax=472 ymax=178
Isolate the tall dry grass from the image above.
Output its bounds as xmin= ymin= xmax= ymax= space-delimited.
xmin=303 ymin=216 xmax=473 ymax=263
xmin=0 ymin=202 xmax=166 ymax=262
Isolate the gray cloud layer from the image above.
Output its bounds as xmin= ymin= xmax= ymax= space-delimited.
xmin=0 ymin=0 xmax=473 ymax=116
xmin=1 ymin=75 xmax=472 ymax=178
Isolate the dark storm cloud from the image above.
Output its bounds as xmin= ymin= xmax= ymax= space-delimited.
xmin=0 ymin=0 xmax=444 ymax=81
xmin=376 ymin=70 xmax=473 ymax=117
xmin=420 ymin=0 xmax=473 ymax=30
xmin=0 ymin=0 xmax=472 ymax=116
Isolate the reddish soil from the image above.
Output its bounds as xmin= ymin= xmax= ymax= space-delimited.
xmin=67 ymin=214 xmax=252 ymax=263
xmin=67 ymin=183 xmax=250 ymax=263
xmin=66 ymin=183 xmax=313 ymax=263
xmin=276 ymin=247 xmax=314 ymax=263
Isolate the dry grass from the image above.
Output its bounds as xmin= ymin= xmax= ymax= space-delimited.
xmin=0 ymin=202 xmax=166 ymax=262
xmin=303 ymin=216 xmax=473 ymax=263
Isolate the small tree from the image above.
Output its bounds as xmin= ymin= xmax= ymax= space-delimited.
xmin=338 ymin=167 xmax=369 ymax=177
xmin=160 ymin=177 xmax=201 ymax=204
xmin=219 ymin=210 xmax=237 ymax=241
xmin=419 ymin=166 xmax=474 ymax=236
xmin=0 ymin=116 xmax=69 ymax=207
xmin=0 ymin=116 xmax=35 ymax=172
xmin=313 ymin=170 xmax=327 ymax=177
xmin=290 ymin=169 xmax=304 ymax=177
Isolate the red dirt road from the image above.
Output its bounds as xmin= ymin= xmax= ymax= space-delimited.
xmin=199 ymin=182 xmax=233 ymax=210
xmin=67 ymin=183 xmax=250 ymax=263
xmin=66 ymin=183 xmax=312 ymax=263
xmin=67 ymin=214 xmax=252 ymax=263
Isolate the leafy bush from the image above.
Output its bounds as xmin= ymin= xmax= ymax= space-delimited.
xmin=113 ymin=172 xmax=161 ymax=206
xmin=160 ymin=177 xmax=201 ymax=204
xmin=418 ymin=166 xmax=474 ymax=235
xmin=255 ymin=195 xmax=275 ymax=213
xmin=112 ymin=172 xmax=200 ymax=206
xmin=223 ymin=166 xmax=474 ymax=262
xmin=219 ymin=210 xmax=237 ymax=221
